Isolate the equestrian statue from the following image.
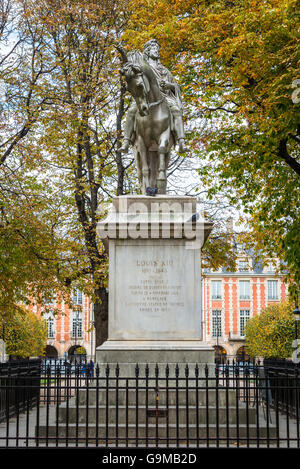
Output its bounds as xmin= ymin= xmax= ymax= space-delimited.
xmin=118 ymin=39 xmax=188 ymax=194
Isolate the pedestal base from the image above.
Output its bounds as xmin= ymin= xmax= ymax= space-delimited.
xmin=96 ymin=196 xmax=215 ymax=377
xmin=96 ymin=340 xmax=215 ymax=376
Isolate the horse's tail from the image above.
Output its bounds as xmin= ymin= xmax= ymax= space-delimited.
xmin=132 ymin=146 xmax=142 ymax=187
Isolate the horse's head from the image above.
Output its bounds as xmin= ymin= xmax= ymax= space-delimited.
xmin=120 ymin=62 xmax=150 ymax=117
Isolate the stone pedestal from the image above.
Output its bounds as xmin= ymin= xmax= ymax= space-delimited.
xmin=96 ymin=195 xmax=214 ymax=370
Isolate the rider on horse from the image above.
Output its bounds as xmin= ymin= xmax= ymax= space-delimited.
xmin=121 ymin=39 xmax=188 ymax=154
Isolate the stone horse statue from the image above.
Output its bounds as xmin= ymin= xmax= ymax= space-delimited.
xmin=118 ymin=47 xmax=175 ymax=194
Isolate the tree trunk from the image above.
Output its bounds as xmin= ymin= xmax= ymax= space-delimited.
xmin=93 ymin=286 xmax=109 ymax=348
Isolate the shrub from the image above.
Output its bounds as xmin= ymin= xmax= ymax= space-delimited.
xmin=245 ymin=302 xmax=295 ymax=359
xmin=4 ymin=310 xmax=47 ymax=358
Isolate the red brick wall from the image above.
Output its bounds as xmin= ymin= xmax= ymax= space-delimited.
xmin=205 ymin=275 xmax=286 ymax=343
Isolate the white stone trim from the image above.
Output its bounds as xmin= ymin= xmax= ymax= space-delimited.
xmin=229 ymin=279 xmax=233 ymax=340
xmin=257 ymin=277 xmax=261 ymax=313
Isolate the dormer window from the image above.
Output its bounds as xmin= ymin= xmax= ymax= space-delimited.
xmin=239 ymin=260 xmax=249 ymax=272
xmin=266 ymin=261 xmax=276 ymax=273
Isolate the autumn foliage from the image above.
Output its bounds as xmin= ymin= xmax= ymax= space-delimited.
xmin=124 ymin=0 xmax=300 ymax=294
xmin=4 ymin=310 xmax=48 ymax=359
xmin=245 ymin=303 xmax=295 ymax=359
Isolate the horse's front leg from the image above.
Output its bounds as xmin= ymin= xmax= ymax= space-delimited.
xmin=157 ymin=131 xmax=170 ymax=194
xmin=157 ymin=152 xmax=166 ymax=194
xmin=137 ymin=136 xmax=150 ymax=194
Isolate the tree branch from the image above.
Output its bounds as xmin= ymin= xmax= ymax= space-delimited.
xmin=278 ymin=139 xmax=300 ymax=176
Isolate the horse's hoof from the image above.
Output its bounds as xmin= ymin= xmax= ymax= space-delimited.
xmin=157 ymin=178 xmax=166 ymax=193
xmin=158 ymin=146 xmax=167 ymax=153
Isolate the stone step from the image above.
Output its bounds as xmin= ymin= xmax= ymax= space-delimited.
xmin=58 ymin=404 xmax=257 ymax=425
xmin=76 ymin=388 xmax=242 ymax=406
xmin=37 ymin=422 xmax=276 ymax=441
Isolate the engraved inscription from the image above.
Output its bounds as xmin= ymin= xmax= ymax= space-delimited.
xmin=113 ymin=242 xmax=200 ymax=339
xmin=125 ymin=258 xmax=184 ymax=314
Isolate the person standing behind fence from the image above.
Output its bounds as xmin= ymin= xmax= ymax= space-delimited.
xmin=88 ymin=360 xmax=94 ymax=378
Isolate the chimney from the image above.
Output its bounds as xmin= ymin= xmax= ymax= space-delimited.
xmin=226 ymin=217 xmax=233 ymax=234
xmin=226 ymin=217 xmax=234 ymax=247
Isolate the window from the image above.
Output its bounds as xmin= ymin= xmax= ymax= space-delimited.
xmin=73 ymin=289 xmax=83 ymax=305
xmin=72 ymin=311 xmax=83 ymax=338
xmin=240 ymin=310 xmax=250 ymax=337
xmin=266 ymin=261 xmax=275 ymax=273
xmin=212 ymin=310 xmax=222 ymax=338
xmin=268 ymin=280 xmax=278 ymax=300
xmin=47 ymin=317 xmax=55 ymax=338
xmin=239 ymin=260 xmax=249 ymax=272
xmin=239 ymin=280 xmax=250 ymax=300
xmin=211 ymin=281 xmax=222 ymax=299
xmin=44 ymin=312 xmax=55 ymax=338
xmin=45 ymin=295 xmax=56 ymax=305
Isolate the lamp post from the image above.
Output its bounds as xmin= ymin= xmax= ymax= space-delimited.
xmin=75 ymin=315 xmax=78 ymax=348
xmin=1 ymin=319 xmax=5 ymax=362
xmin=293 ymin=300 xmax=300 ymax=340
xmin=90 ymin=303 xmax=95 ymax=360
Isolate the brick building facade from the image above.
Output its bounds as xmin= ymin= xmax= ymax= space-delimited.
xmin=34 ymin=289 xmax=95 ymax=359
xmin=202 ymin=257 xmax=287 ymax=361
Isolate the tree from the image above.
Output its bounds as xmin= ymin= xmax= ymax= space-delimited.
xmin=0 ymin=0 xmax=53 ymax=165
xmin=123 ymin=0 xmax=300 ymax=295
xmin=0 ymin=0 xmax=82 ymax=320
xmin=245 ymin=303 xmax=295 ymax=359
xmin=0 ymin=0 xmax=142 ymax=346
xmin=0 ymin=165 xmax=82 ymax=319
xmin=4 ymin=309 xmax=47 ymax=358
xmin=15 ymin=0 xmax=136 ymax=346
xmin=75 ymin=346 xmax=86 ymax=355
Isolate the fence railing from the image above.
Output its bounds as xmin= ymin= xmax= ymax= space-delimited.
xmin=0 ymin=361 xmax=299 ymax=448
xmin=0 ymin=359 xmax=41 ymax=423
xmin=264 ymin=360 xmax=300 ymax=418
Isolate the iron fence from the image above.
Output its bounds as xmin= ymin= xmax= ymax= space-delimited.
xmin=0 ymin=361 xmax=299 ymax=448
xmin=0 ymin=359 xmax=41 ymax=423
xmin=264 ymin=360 xmax=300 ymax=418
